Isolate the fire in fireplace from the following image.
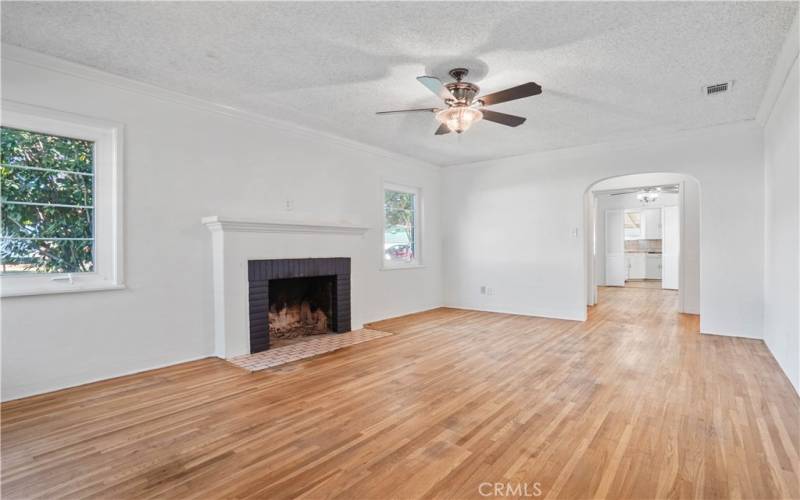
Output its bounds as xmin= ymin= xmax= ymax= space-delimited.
xmin=268 ymin=276 xmax=334 ymax=341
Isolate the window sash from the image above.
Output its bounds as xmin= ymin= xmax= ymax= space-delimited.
xmin=0 ymin=101 xmax=124 ymax=296
xmin=2 ymin=200 xmax=94 ymax=210
xmin=383 ymin=183 xmax=421 ymax=268
xmin=1 ymin=163 xmax=94 ymax=177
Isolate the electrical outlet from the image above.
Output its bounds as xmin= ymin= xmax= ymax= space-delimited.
xmin=285 ymin=200 xmax=294 ymax=211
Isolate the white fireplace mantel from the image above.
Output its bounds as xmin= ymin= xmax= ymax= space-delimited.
xmin=202 ymin=216 xmax=370 ymax=235
xmin=202 ymin=215 xmax=370 ymax=358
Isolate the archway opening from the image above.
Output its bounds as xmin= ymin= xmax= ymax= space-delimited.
xmin=584 ymin=173 xmax=701 ymax=315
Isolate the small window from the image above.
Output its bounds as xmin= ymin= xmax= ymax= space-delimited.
xmin=1 ymin=102 xmax=123 ymax=296
xmin=624 ymin=210 xmax=642 ymax=240
xmin=383 ymin=183 xmax=420 ymax=268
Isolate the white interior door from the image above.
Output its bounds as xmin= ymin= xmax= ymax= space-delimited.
xmin=662 ymin=205 xmax=680 ymax=289
xmin=605 ymin=209 xmax=625 ymax=286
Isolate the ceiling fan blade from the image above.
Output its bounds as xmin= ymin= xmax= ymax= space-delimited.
xmin=434 ymin=123 xmax=451 ymax=135
xmin=479 ymin=82 xmax=542 ymax=106
xmin=481 ymin=109 xmax=526 ymax=127
xmin=376 ymin=108 xmax=437 ymax=115
xmin=417 ymin=76 xmax=455 ymax=101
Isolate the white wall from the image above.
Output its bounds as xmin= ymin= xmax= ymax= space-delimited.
xmin=763 ymin=54 xmax=799 ymax=394
xmin=0 ymin=51 xmax=444 ymax=401
xmin=443 ymin=122 xmax=764 ymax=338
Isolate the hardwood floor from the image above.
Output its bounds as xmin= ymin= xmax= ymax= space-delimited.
xmin=623 ymin=279 xmax=663 ymax=289
xmin=2 ymin=287 xmax=798 ymax=499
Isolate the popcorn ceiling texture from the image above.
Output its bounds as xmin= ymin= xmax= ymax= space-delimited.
xmin=1 ymin=2 xmax=796 ymax=166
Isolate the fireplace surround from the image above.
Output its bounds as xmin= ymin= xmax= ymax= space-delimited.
xmin=248 ymin=258 xmax=351 ymax=353
xmin=203 ymin=215 xmax=368 ymax=358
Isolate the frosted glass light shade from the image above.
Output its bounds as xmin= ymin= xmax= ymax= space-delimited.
xmin=436 ymin=107 xmax=483 ymax=134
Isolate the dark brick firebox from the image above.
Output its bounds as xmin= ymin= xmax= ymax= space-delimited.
xmin=248 ymin=258 xmax=351 ymax=353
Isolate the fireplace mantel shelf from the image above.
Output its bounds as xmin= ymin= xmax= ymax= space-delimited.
xmin=202 ymin=216 xmax=370 ymax=235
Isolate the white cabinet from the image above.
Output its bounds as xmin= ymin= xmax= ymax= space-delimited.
xmin=605 ymin=209 xmax=626 ymax=286
xmin=646 ymin=254 xmax=662 ymax=279
xmin=626 ymin=253 xmax=646 ymax=279
xmin=662 ymin=206 xmax=680 ymax=289
xmin=643 ymin=208 xmax=662 ymax=239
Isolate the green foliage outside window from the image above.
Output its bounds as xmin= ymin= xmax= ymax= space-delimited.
xmin=384 ymin=189 xmax=416 ymax=263
xmin=1 ymin=127 xmax=95 ymax=273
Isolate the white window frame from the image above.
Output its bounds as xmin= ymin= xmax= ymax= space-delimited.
xmin=1 ymin=101 xmax=124 ymax=297
xmin=382 ymin=182 xmax=422 ymax=270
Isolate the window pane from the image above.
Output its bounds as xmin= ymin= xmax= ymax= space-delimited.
xmin=1 ymin=166 xmax=93 ymax=206
xmin=1 ymin=127 xmax=95 ymax=274
xmin=1 ymin=239 xmax=93 ymax=273
xmin=384 ymin=190 xmax=415 ymax=211
xmin=2 ymin=204 xmax=93 ymax=240
xmin=383 ymin=188 xmax=416 ymax=264
xmin=624 ymin=212 xmax=641 ymax=229
xmin=1 ymin=127 xmax=93 ymax=173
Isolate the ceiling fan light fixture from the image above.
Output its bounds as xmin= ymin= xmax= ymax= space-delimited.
xmin=637 ymin=191 xmax=659 ymax=204
xmin=436 ymin=107 xmax=483 ymax=134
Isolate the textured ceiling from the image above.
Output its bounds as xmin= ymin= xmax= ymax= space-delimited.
xmin=2 ymin=2 xmax=797 ymax=166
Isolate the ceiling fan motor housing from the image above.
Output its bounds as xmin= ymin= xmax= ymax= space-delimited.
xmin=445 ymin=68 xmax=480 ymax=105
xmin=445 ymin=81 xmax=480 ymax=105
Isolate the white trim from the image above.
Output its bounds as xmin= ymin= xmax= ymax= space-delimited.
xmin=756 ymin=10 xmax=799 ymax=126
xmin=2 ymin=282 xmax=125 ymax=298
xmin=1 ymin=44 xmax=439 ymax=172
xmin=1 ymin=101 xmax=124 ymax=298
xmin=201 ymin=216 xmax=369 ymax=235
xmin=380 ymin=265 xmax=426 ymax=271
xmin=2 ymin=353 xmax=207 ymax=402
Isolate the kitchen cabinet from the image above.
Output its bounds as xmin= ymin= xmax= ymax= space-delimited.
xmin=626 ymin=253 xmax=646 ymax=279
xmin=646 ymin=254 xmax=662 ymax=279
xmin=643 ymin=208 xmax=662 ymax=239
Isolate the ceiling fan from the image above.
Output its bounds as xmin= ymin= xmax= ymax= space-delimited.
xmin=376 ymin=68 xmax=542 ymax=135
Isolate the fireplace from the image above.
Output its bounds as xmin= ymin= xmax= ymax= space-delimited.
xmin=248 ymin=258 xmax=351 ymax=353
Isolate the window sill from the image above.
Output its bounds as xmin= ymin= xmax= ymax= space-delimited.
xmin=380 ymin=264 xmax=426 ymax=271
xmin=1 ymin=282 xmax=126 ymax=298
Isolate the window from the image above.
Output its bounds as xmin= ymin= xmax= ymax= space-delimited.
xmin=383 ymin=183 xmax=420 ymax=268
xmin=1 ymin=102 xmax=123 ymax=296
xmin=623 ymin=210 xmax=642 ymax=240
xmin=2 ymin=127 xmax=95 ymax=273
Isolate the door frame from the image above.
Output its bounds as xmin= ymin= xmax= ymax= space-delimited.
xmin=586 ymin=175 xmax=700 ymax=314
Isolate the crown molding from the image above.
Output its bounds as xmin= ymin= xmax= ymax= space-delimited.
xmin=756 ymin=10 xmax=799 ymax=126
xmin=1 ymin=44 xmax=440 ymax=171
xmin=202 ymin=216 xmax=369 ymax=235
xmin=443 ymin=119 xmax=761 ymax=169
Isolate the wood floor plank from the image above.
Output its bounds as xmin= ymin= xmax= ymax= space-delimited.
xmin=2 ymin=286 xmax=798 ymax=499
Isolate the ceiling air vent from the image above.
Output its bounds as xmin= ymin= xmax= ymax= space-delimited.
xmin=704 ymin=81 xmax=733 ymax=96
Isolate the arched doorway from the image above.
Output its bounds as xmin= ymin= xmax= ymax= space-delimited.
xmin=584 ymin=173 xmax=701 ymax=314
